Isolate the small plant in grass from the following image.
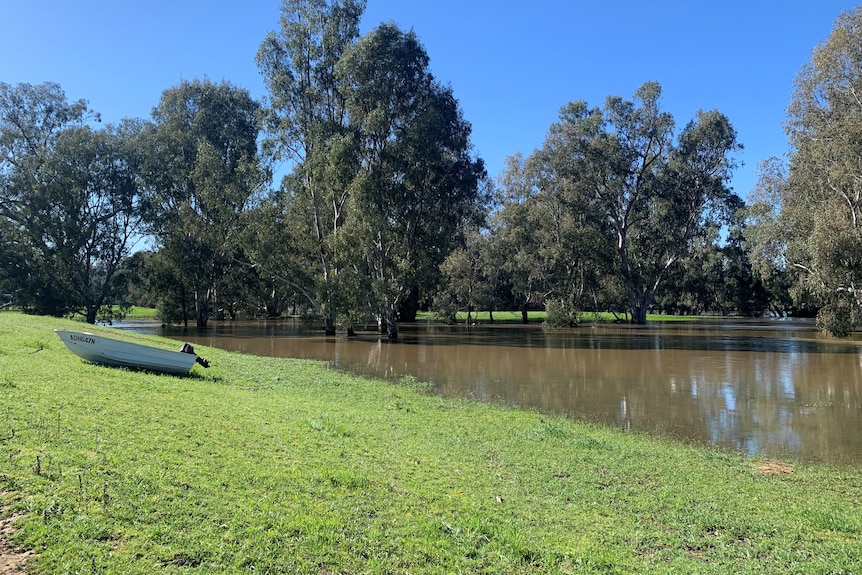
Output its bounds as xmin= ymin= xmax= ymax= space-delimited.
xmin=308 ymin=416 xmax=351 ymax=437
xmin=398 ymin=374 xmax=432 ymax=393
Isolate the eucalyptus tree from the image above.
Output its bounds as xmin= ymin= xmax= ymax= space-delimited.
xmin=493 ymin=154 xmax=562 ymax=323
xmin=0 ymin=217 xmax=24 ymax=309
xmin=0 ymin=82 xmax=95 ymax=209
xmin=778 ymin=7 xmax=862 ymax=335
xmin=0 ymin=82 xmax=143 ymax=322
xmin=141 ymin=79 xmax=265 ymax=327
xmin=31 ymin=124 xmax=143 ymax=323
xmin=655 ymin=224 xmax=769 ymax=316
xmin=536 ymin=82 xmax=741 ymax=323
xmin=257 ymin=0 xmax=366 ymax=334
xmin=742 ymin=158 xmax=800 ymax=317
xmin=0 ymin=82 xmax=93 ymax=313
xmin=435 ymin=227 xmax=492 ymax=324
xmin=238 ymin=193 xmax=320 ymax=317
xmin=528 ymin=135 xmax=619 ymax=324
xmin=336 ymin=23 xmax=487 ymax=339
xmin=494 ymin=149 xmax=616 ymax=324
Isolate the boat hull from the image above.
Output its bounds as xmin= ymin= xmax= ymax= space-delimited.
xmin=55 ymin=329 xmax=198 ymax=374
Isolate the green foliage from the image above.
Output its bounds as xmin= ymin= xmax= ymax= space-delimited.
xmin=256 ymin=0 xmax=367 ymax=333
xmin=335 ymin=23 xmax=488 ymax=337
xmin=0 ymin=82 xmax=143 ymax=323
xmin=543 ymin=298 xmax=578 ymax=327
xmin=3 ymin=312 xmax=862 ymax=573
xmin=491 ymin=153 xmax=580 ymax=319
xmin=496 ymin=83 xmax=742 ymax=324
xmin=260 ymin=15 xmax=494 ymax=335
xmin=770 ymin=6 xmax=862 ymax=334
xmin=434 ymin=229 xmax=496 ymax=323
xmin=742 ymin=158 xmax=799 ymax=316
xmin=656 ymin=227 xmax=771 ymax=316
xmin=140 ymin=79 xmax=266 ymax=327
xmin=816 ymin=294 xmax=862 ymax=337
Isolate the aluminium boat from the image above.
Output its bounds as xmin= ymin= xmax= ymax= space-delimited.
xmin=55 ymin=329 xmax=208 ymax=374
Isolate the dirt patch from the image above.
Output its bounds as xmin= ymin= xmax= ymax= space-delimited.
xmin=1 ymin=493 xmax=32 ymax=575
xmin=755 ymin=460 xmax=794 ymax=475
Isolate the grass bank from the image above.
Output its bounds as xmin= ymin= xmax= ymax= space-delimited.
xmin=444 ymin=310 xmax=724 ymax=324
xmin=121 ymin=306 xmax=159 ymax=320
xmin=1 ymin=312 xmax=860 ymax=574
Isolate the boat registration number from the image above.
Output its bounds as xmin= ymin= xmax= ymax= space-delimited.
xmin=70 ymin=334 xmax=96 ymax=344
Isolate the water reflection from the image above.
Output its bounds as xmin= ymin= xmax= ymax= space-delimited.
xmin=116 ymin=318 xmax=862 ymax=466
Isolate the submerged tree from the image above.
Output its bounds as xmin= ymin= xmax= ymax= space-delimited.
xmin=523 ymin=82 xmax=741 ymax=323
xmin=495 ymin=134 xmax=619 ymax=326
xmin=435 ymin=226 xmax=495 ymax=324
xmin=494 ymin=154 xmax=571 ymax=323
xmin=336 ymin=23 xmax=488 ymax=339
xmin=140 ymin=79 xmax=265 ymax=327
xmin=780 ymin=6 xmax=862 ymax=335
xmin=742 ymin=158 xmax=800 ymax=317
xmin=257 ymin=0 xmax=366 ymax=334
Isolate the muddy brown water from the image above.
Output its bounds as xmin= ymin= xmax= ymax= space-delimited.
xmin=117 ymin=318 xmax=862 ymax=466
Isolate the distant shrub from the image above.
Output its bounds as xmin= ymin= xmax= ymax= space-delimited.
xmin=544 ymin=299 xmax=578 ymax=328
xmin=816 ymin=297 xmax=861 ymax=337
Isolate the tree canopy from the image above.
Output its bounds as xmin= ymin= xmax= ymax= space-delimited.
xmin=0 ymin=82 xmax=140 ymax=322
xmin=497 ymin=82 xmax=742 ymax=324
xmin=139 ymin=79 xmax=266 ymax=327
xmin=257 ymin=3 xmax=487 ymax=338
xmin=13 ymin=4 xmax=862 ymax=335
xmin=257 ymin=0 xmax=366 ymax=334
xmin=746 ymin=6 xmax=862 ymax=335
xmin=336 ymin=23 xmax=488 ymax=338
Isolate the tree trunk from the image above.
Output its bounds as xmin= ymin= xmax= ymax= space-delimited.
xmin=85 ymin=304 xmax=98 ymax=324
xmin=398 ymin=284 xmax=420 ymax=322
xmin=628 ymin=289 xmax=654 ymax=324
xmin=324 ymin=313 xmax=336 ymax=336
xmin=629 ymin=304 xmax=648 ymax=324
xmin=387 ymin=313 xmax=398 ymax=340
xmin=182 ymin=289 xmax=190 ymax=327
xmin=380 ymin=308 xmax=399 ymax=340
xmin=265 ymin=287 xmax=280 ymax=318
xmin=195 ymin=290 xmax=209 ymax=328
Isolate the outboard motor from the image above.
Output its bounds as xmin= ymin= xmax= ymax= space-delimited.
xmin=179 ymin=342 xmax=210 ymax=368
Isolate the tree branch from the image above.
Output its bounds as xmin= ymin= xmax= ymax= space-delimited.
xmin=232 ymin=257 xmax=322 ymax=313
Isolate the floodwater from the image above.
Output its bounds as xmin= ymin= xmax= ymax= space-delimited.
xmin=117 ymin=318 xmax=862 ymax=466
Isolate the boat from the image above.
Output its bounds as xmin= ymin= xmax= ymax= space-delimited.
xmin=55 ymin=329 xmax=209 ymax=374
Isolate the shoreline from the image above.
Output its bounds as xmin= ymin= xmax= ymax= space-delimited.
xmin=2 ymin=312 xmax=861 ymax=573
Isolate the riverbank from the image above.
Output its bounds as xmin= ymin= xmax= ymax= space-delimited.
xmin=1 ymin=312 xmax=860 ymax=573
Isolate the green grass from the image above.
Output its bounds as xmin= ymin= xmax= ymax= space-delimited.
xmin=439 ymin=310 xmax=725 ymax=324
xmin=121 ymin=306 xmax=158 ymax=319
xmin=1 ymin=311 xmax=861 ymax=573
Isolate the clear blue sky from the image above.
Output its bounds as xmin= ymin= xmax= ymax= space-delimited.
xmin=2 ymin=1 xmax=857 ymax=198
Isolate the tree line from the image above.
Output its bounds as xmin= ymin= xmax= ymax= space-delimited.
xmin=2 ymin=1 xmax=861 ymax=337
